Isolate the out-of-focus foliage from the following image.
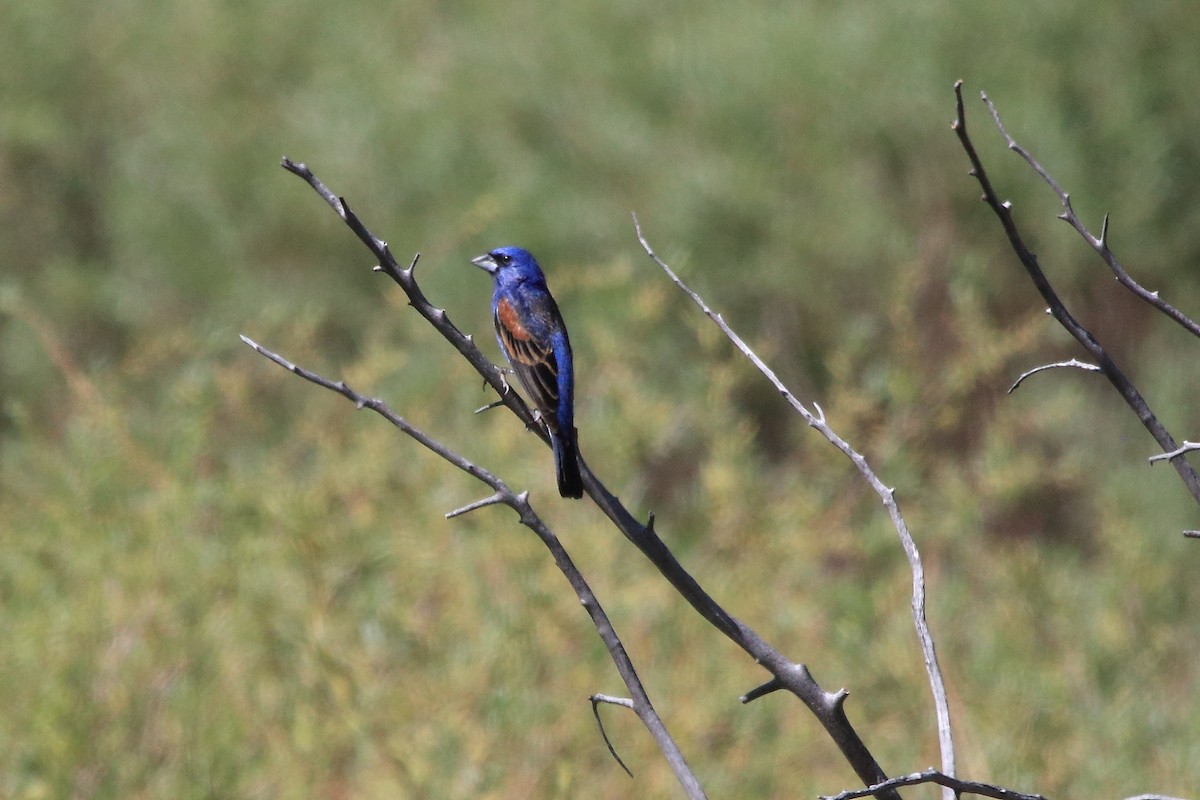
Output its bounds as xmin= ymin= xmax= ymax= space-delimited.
xmin=2 ymin=1 xmax=1198 ymax=797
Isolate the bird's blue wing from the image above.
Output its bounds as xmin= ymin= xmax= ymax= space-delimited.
xmin=495 ymin=295 xmax=562 ymax=421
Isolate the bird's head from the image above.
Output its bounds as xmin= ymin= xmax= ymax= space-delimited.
xmin=471 ymin=246 xmax=546 ymax=288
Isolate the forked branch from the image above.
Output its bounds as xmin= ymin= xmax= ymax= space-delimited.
xmin=273 ymin=159 xmax=903 ymax=799
xmin=239 ymin=334 xmax=704 ymax=799
xmin=951 ymin=82 xmax=1200 ymax=512
xmin=822 ymin=769 xmax=1045 ymax=800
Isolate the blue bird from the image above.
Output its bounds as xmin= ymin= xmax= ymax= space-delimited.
xmin=472 ymin=246 xmax=584 ymax=499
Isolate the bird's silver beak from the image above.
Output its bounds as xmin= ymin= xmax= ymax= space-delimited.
xmin=471 ymin=253 xmax=498 ymax=274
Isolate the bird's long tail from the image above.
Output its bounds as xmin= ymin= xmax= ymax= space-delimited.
xmin=552 ymin=428 xmax=584 ymax=499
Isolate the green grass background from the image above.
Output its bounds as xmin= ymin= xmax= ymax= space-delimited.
xmin=2 ymin=1 xmax=1199 ymax=797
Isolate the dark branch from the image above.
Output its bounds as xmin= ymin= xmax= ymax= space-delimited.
xmin=279 ymin=158 xmax=542 ymax=438
xmin=951 ymin=83 xmax=1200 ymax=510
xmin=821 ymin=769 xmax=1047 ymax=800
xmin=977 ymin=100 xmax=1200 ymax=341
xmin=740 ymin=678 xmax=783 ymax=704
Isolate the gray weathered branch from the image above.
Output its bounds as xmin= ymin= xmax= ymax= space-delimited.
xmin=275 ymin=158 xmax=902 ymax=799
xmin=241 ymin=333 xmax=704 ymax=799
xmin=633 ymin=215 xmax=956 ymax=800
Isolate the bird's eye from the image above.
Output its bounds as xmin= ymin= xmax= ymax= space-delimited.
xmin=493 ymin=252 xmax=511 ymax=266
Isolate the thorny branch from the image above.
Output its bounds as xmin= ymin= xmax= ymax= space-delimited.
xmin=275 ymin=158 xmax=901 ymax=799
xmin=951 ymin=82 xmax=1200 ymax=516
xmin=239 ymin=333 xmax=705 ymax=799
xmin=821 ymin=769 xmax=1046 ymax=800
xmin=823 ymin=769 xmax=1193 ymax=800
xmin=980 ymin=96 xmax=1200 ymax=342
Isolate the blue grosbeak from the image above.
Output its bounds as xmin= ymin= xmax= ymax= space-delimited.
xmin=473 ymin=246 xmax=584 ymax=499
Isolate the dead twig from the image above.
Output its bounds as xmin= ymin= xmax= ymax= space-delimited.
xmin=1008 ymin=359 xmax=1101 ymax=394
xmin=821 ymin=769 xmax=1045 ymax=800
xmin=981 ymin=98 xmax=1200 ymax=341
xmin=951 ymin=82 xmax=1200 ymax=513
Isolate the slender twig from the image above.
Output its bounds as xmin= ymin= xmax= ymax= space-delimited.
xmin=279 ymin=159 xmax=901 ymax=800
xmin=820 ymin=769 xmax=1046 ymax=800
xmin=951 ymin=83 xmax=1200 ymax=510
xmin=1149 ymin=441 xmax=1200 ymax=464
xmin=446 ymin=492 xmax=507 ymax=518
xmin=240 ymin=334 xmax=705 ymax=800
xmin=1008 ymin=359 xmax=1101 ymax=394
xmin=633 ymin=215 xmax=954 ymax=799
xmin=834 ymin=778 xmax=1200 ymax=800
xmin=980 ymin=98 xmax=1200 ymax=341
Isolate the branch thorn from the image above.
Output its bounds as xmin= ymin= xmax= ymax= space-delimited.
xmin=740 ymin=677 xmax=782 ymax=704
xmin=446 ymin=492 xmax=506 ymax=519
xmin=475 ymin=399 xmax=505 ymax=415
xmin=589 ymin=695 xmax=635 ymax=777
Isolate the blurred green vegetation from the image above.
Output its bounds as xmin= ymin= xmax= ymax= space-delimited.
xmin=2 ymin=0 xmax=1199 ymax=797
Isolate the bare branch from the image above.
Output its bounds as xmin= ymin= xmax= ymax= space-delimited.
xmin=1148 ymin=441 xmax=1200 ymax=465
xmin=821 ymin=769 xmax=1046 ymax=800
xmin=951 ymin=82 xmax=1200 ymax=510
xmin=578 ymin=461 xmax=903 ymax=798
xmin=281 ymin=158 xmax=903 ymax=800
xmin=240 ymin=333 xmax=706 ymax=800
xmin=978 ymin=99 xmax=1200 ymax=341
xmin=279 ymin=158 xmax=543 ymax=438
xmin=634 ymin=215 xmax=953 ymax=797
xmin=1008 ymin=359 xmax=1101 ymax=394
